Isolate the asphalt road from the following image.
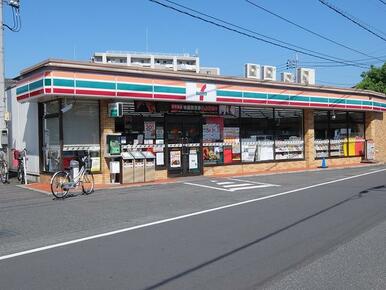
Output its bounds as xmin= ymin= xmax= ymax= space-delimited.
xmin=0 ymin=165 xmax=386 ymax=289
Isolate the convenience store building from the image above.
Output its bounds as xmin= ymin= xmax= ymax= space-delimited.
xmin=10 ymin=59 xmax=386 ymax=184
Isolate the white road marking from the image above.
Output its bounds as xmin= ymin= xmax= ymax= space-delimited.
xmin=217 ymin=181 xmax=235 ymax=185
xmin=229 ymin=178 xmax=279 ymax=186
xmin=1 ymin=168 xmax=385 ymax=262
xmin=183 ymin=182 xmax=231 ymax=192
xmin=223 ymin=183 xmax=253 ymax=188
xmin=229 ymin=184 xmax=274 ymax=191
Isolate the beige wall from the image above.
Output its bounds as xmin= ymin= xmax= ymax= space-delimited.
xmin=366 ymin=111 xmax=386 ymax=163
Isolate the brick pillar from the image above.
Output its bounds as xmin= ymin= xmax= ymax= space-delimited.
xmin=366 ymin=111 xmax=386 ymax=162
xmin=304 ymin=109 xmax=315 ymax=168
xmin=365 ymin=111 xmax=376 ymax=140
xmin=100 ymin=100 xmax=115 ymax=183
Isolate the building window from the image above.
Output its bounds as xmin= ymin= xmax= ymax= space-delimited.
xmin=41 ymin=100 xmax=60 ymax=172
xmin=274 ymin=109 xmax=304 ymax=160
xmin=239 ymin=107 xmax=304 ymax=163
xmin=314 ymin=110 xmax=365 ymax=158
xmin=62 ymin=100 xmax=101 ymax=172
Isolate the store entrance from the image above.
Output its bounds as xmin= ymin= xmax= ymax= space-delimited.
xmin=165 ymin=115 xmax=202 ymax=177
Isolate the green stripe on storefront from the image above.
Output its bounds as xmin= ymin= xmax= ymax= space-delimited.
xmin=53 ymin=79 xmax=74 ymax=87
xmin=310 ymin=97 xmax=329 ymax=103
xmin=362 ymin=100 xmax=372 ymax=106
xmin=29 ymin=79 xmax=44 ymax=91
xmin=289 ymin=95 xmax=309 ymax=102
xmin=329 ymin=98 xmax=345 ymax=104
xmin=243 ymin=92 xmax=266 ymax=99
xmin=346 ymin=99 xmax=362 ymax=105
xmin=16 ymin=84 xmax=29 ymax=95
xmin=154 ymin=86 xmax=185 ymax=94
xmin=268 ymin=94 xmax=289 ymax=101
xmin=76 ymin=80 xmax=115 ymax=90
xmin=44 ymin=79 xmax=52 ymax=86
xmin=217 ymin=90 xmax=242 ymax=98
xmin=117 ymin=83 xmax=153 ymax=92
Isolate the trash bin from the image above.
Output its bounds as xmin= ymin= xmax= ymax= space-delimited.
xmin=121 ymin=152 xmax=134 ymax=184
xmin=109 ymin=160 xmax=121 ymax=183
xmin=130 ymin=151 xmax=145 ymax=183
xmin=142 ymin=151 xmax=156 ymax=182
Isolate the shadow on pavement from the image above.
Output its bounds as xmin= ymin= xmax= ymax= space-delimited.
xmin=143 ymin=185 xmax=385 ymax=290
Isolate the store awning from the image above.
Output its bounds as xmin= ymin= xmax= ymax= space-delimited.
xmin=15 ymin=61 xmax=386 ymax=112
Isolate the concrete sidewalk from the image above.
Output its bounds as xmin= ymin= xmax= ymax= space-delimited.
xmin=23 ymin=161 xmax=382 ymax=195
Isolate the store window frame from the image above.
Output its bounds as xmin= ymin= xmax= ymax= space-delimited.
xmin=314 ymin=110 xmax=366 ymax=159
xmin=203 ymin=107 xmax=305 ymax=167
xmin=39 ymin=99 xmax=102 ymax=174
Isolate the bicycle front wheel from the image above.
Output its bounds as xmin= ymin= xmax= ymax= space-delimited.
xmin=0 ymin=162 xmax=8 ymax=184
xmin=81 ymin=170 xmax=94 ymax=194
xmin=51 ymin=171 xmax=70 ymax=198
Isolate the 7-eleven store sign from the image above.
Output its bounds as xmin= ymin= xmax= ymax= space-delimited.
xmin=186 ymin=83 xmax=217 ymax=102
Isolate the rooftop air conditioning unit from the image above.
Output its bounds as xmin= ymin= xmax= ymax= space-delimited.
xmin=245 ymin=63 xmax=261 ymax=79
xmin=281 ymin=72 xmax=294 ymax=83
xmin=261 ymin=65 xmax=277 ymax=81
xmin=297 ymin=68 xmax=315 ymax=85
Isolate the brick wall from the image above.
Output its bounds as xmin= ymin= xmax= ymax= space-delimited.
xmin=366 ymin=111 xmax=386 ymax=163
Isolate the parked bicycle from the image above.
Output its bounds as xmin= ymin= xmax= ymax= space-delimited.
xmin=50 ymin=155 xmax=94 ymax=198
xmin=0 ymin=150 xmax=9 ymax=184
xmin=14 ymin=148 xmax=27 ymax=184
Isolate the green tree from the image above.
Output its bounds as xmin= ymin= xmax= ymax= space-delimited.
xmin=356 ymin=63 xmax=386 ymax=94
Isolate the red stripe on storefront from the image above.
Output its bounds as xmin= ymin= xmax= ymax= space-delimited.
xmin=311 ymin=103 xmax=330 ymax=108
xmin=153 ymin=94 xmax=185 ymax=100
xmin=53 ymin=88 xmax=75 ymax=94
xmin=76 ymin=89 xmax=115 ymax=96
xmin=117 ymin=91 xmax=153 ymax=98
xmin=267 ymin=100 xmax=289 ymax=106
xmin=329 ymin=104 xmax=346 ymax=109
xmin=361 ymin=106 xmax=373 ymax=110
xmin=289 ymin=102 xmax=310 ymax=107
xmin=45 ymin=88 xmax=52 ymax=94
xmin=242 ymin=99 xmax=266 ymax=104
xmin=216 ymin=97 xmax=243 ymax=103
xmin=346 ymin=105 xmax=362 ymax=109
xmin=17 ymin=93 xmax=29 ymax=101
xmin=30 ymin=89 xmax=44 ymax=97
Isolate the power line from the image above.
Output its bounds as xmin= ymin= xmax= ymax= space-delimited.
xmin=149 ymin=0 xmax=370 ymax=69
xmin=318 ymin=0 xmax=386 ymax=42
xmin=245 ymin=0 xmax=385 ymax=63
xmin=377 ymin=0 xmax=386 ymax=5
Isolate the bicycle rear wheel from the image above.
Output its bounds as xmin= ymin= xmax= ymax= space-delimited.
xmin=81 ymin=170 xmax=94 ymax=194
xmin=51 ymin=171 xmax=70 ymax=198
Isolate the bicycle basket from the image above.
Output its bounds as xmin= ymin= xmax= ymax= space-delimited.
xmin=83 ymin=156 xmax=92 ymax=170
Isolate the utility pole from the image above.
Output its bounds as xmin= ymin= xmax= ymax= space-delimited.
xmin=0 ymin=0 xmax=5 ymax=132
xmin=286 ymin=53 xmax=299 ymax=82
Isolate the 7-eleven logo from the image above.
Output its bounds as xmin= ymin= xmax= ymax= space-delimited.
xmin=186 ymin=83 xmax=216 ymax=102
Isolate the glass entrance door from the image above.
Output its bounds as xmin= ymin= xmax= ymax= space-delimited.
xmin=166 ymin=115 xmax=202 ymax=177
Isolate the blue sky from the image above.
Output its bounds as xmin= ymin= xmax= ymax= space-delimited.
xmin=4 ymin=0 xmax=386 ymax=87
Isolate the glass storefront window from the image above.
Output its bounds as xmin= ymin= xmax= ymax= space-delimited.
xmin=62 ymin=100 xmax=101 ymax=172
xmin=203 ymin=116 xmax=224 ymax=165
xmin=314 ymin=110 xmax=365 ymax=158
xmin=274 ymin=109 xmax=304 ymax=160
xmin=348 ymin=112 xmax=365 ymax=156
xmin=42 ymin=101 xmax=60 ymax=172
xmin=241 ymin=107 xmax=274 ymax=162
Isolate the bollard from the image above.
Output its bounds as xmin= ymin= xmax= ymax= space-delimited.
xmin=321 ymin=157 xmax=328 ymax=168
